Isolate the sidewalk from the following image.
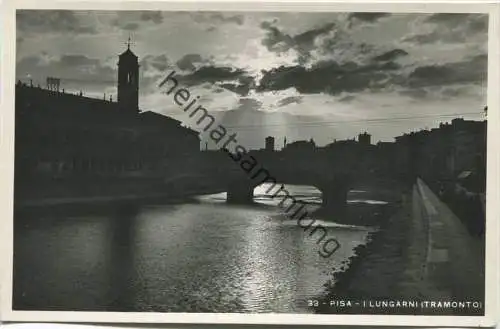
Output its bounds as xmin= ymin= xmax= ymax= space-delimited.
xmin=319 ymin=179 xmax=485 ymax=314
xmin=416 ymin=178 xmax=485 ymax=300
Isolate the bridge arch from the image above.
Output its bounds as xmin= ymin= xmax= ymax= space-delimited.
xmin=226 ymin=173 xmax=350 ymax=214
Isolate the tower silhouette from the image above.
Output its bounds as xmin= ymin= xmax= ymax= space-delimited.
xmin=117 ymin=36 xmax=139 ymax=112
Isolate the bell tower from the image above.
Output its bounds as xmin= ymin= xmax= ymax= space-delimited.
xmin=117 ymin=36 xmax=139 ymax=112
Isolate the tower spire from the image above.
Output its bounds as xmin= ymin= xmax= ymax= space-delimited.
xmin=118 ymin=34 xmax=139 ymax=112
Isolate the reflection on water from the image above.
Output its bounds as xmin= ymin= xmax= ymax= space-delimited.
xmin=14 ymin=184 xmax=380 ymax=313
xmin=348 ymin=200 xmax=389 ymax=205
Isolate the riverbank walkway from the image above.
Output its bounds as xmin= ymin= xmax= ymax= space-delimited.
xmin=411 ymin=178 xmax=484 ymax=300
xmin=325 ymin=177 xmax=485 ymax=311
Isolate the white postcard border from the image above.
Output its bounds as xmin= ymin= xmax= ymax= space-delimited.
xmin=1 ymin=0 xmax=498 ymax=326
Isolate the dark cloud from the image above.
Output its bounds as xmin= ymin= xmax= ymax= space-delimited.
xmin=293 ymin=23 xmax=336 ymax=46
xmin=188 ymin=12 xmax=244 ymax=26
xmin=256 ymin=51 xmax=486 ymax=98
xmin=390 ymin=54 xmax=487 ymax=100
xmin=402 ymin=13 xmax=488 ymax=45
xmin=318 ymin=39 xmax=376 ymax=63
xmin=468 ymin=15 xmax=489 ymax=33
xmin=402 ymin=29 xmax=471 ymax=44
xmin=348 ymin=13 xmax=390 ymax=24
xmin=260 ymin=21 xmax=336 ymax=64
xmin=140 ymin=11 xmax=163 ymax=24
xmin=407 ymin=54 xmax=487 ymax=88
xmin=426 ymin=13 xmax=486 ymax=30
xmin=127 ymin=54 xmax=175 ymax=95
xmin=277 ymin=96 xmax=303 ymax=107
xmin=219 ymin=82 xmax=251 ymax=96
xmin=167 ymin=64 xmax=255 ymax=96
xmin=186 ymin=66 xmax=243 ymax=83
xmin=138 ymin=54 xmax=173 ymax=94
xmin=218 ymin=74 xmax=255 ymax=96
xmin=402 ymin=31 xmax=452 ymax=44
xmin=372 ymin=49 xmax=408 ymax=62
xmin=176 ymin=54 xmax=206 ymax=71
xmin=140 ymin=54 xmax=170 ymax=72
xmin=426 ymin=13 xmax=464 ymax=26
xmin=17 ymin=10 xmax=97 ymax=34
xmin=430 ymin=13 xmax=488 ymax=34
xmin=260 ymin=21 xmax=293 ymax=52
xmin=122 ymin=22 xmax=139 ymax=31
xmin=178 ymin=65 xmax=254 ymax=89
xmin=110 ymin=17 xmax=136 ymax=31
xmin=111 ymin=11 xmax=163 ymax=31
xmin=234 ymin=98 xmax=262 ymax=111
xmin=210 ymin=13 xmax=244 ymax=25
xmin=257 ymin=59 xmax=401 ymax=95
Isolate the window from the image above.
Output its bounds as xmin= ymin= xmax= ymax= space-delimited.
xmin=127 ymin=72 xmax=135 ymax=84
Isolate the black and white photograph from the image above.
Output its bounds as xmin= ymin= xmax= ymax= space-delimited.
xmin=0 ymin=1 xmax=498 ymax=326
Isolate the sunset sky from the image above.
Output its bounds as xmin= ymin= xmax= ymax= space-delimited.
xmin=16 ymin=11 xmax=488 ymax=149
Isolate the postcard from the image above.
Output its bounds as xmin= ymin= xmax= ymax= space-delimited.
xmin=0 ymin=0 xmax=498 ymax=326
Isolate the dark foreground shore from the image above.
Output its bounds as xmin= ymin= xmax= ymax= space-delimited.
xmin=316 ymin=193 xmax=415 ymax=314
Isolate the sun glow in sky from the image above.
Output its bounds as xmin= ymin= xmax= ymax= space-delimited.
xmin=16 ymin=11 xmax=488 ymax=149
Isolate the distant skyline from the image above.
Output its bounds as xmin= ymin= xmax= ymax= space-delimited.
xmin=16 ymin=11 xmax=488 ymax=149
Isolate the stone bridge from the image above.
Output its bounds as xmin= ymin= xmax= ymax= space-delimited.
xmin=225 ymin=171 xmax=351 ymax=212
xmin=194 ymin=148 xmax=364 ymax=213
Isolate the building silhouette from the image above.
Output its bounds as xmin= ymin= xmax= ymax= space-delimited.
xmin=265 ymin=136 xmax=275 ymax=152
xmin=15 ymin=41 xmax=200 ymax=188
xmin=358 ymin=132 xmax=371 ymax=146
xmin=283 ymin=139 xmax=316 ymax=152
xmin=388 ymin=118 xmax=486 ymax=185
xmin=117 ymin=38 xmax=139 ymax=113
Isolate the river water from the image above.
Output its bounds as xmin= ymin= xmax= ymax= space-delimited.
xmin=14 ymin=184 xmax=381 ymax=313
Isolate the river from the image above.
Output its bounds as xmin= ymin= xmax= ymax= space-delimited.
xmin=13 ymin=184 xmax=383 ymax=313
